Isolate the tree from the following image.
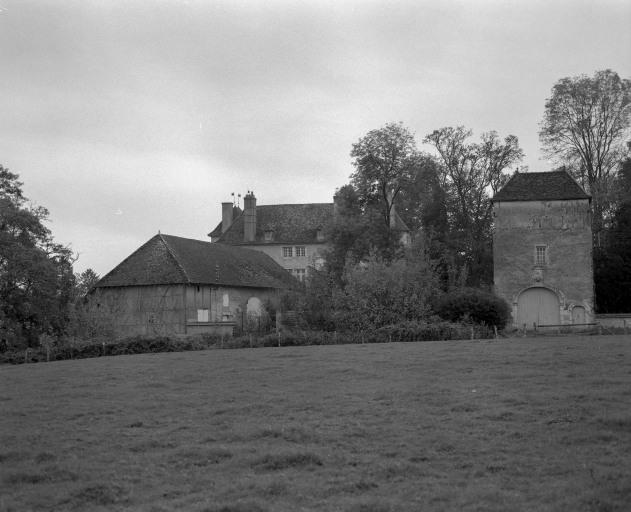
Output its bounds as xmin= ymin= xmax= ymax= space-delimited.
xmin=539 ymin=69 xmax=631 ymax=235
xmin=350 ymin=122 xmax=417 ymax=230
xmin=594 ymin=158 xmax=631 ymax=312
xmin=0 ymin=165 xmax=75 ymax=348
xmin=75 ymin=268 xmax=100 ymax=298
xmin=333 ymin=244 xmax=438 ymax=332
xmin=424 ymin=127 xmax=524 ymax=287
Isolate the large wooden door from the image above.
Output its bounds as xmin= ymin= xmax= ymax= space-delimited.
xmin=517 ymin=287 xmax=560 ymax=329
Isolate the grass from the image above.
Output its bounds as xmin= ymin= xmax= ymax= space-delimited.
xmin=1 ymin=334 xmax=630 ymax=511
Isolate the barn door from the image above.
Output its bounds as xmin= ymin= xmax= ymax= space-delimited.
xmin=517 ymin=287 xmax=560 ymax=329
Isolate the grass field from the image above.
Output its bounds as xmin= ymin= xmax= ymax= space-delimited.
xmin=1 ymin=335 xmax=630 ymax=511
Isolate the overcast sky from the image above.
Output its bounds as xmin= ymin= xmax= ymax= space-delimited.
xmin=1 ymin=0 xmax=630 ymax=276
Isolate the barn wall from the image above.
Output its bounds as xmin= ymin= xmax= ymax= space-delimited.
xmin=90 ymin=284 xmax=280 ymax=338
xmin=184 ymin=284 xmax=280 ymax=330
xmin=89 ymin=285 xmax=186 ymax=338
xmin=493 ymin=199 xmax=594 ymax=328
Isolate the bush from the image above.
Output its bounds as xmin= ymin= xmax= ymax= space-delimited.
xmin=434 ymin=288 xmax=511 ymax=328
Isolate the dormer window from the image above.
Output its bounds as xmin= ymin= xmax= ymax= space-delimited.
xmin=316 ymin=228 xmax=325 ymax=242
xmin=264 ymin=229 xmax=274 ymax=242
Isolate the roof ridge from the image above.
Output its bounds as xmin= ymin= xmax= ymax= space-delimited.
xmin=159 ymin=233 xmax=192 ymax=283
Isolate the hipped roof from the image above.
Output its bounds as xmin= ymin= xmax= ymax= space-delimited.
xmin=211 ymin=203 xmax=335 ymax=244
xmin=210 ymin=201 xmax=410 ymax=244
xmin=95 ymin=234 xmax=296 ymax=289
xmin=493 ymin=170 xmax=590 ymax=202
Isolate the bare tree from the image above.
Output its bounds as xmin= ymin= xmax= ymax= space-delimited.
xmin=539 ymin=69 xmax=631 ymax=234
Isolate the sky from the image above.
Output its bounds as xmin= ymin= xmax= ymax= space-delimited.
xmin=1 ymin=0 xmax=630 ymax=276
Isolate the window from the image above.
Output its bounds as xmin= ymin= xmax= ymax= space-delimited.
xmin=264 ymin=229 xmax=273 ymax=242
xmin=282 ymin=246 xmax=293 ymax=258
xmin=535 ymin=245 xmax=547 ymax=266
xmin=295 ymin=246 xmax=306 ymax=257
xmin=197 ymin=309 xmax=209 ymax=322
xmin=316 ymin=228 xmax=325 ymax=242
xmin=294 ymin=268 xmax=306 ymax=282
xmin=222 ymin=293 xmax=230 ymax=307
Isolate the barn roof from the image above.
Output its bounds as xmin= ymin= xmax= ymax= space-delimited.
xmin=95 ymin=234 xmax=296 ymax=289
xmin=210 ymin=202 xmax=410 ymax=244
xmin=492 ymin=170 xmax=590 ymax=202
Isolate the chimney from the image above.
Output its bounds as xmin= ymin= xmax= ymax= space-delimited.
xmin=243 ymin=191 xmax=257 ymax=242
xmin=221 ymin=202 xmax=233 ymax=233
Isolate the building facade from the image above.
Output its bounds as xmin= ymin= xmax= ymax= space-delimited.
xmin=90 ymin=234 xmax=295 ymax=338
xmin=209 ymin=191 xmax=411 ymax=281
xmin=492 ymin=170 xmax=594 ymax=329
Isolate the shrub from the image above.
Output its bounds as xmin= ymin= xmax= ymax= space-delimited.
xmin=434 ymin=288 xmax=511 ymax=328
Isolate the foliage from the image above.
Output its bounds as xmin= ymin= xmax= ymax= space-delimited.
xmin=333 ymin=247 xmax=439 ymax=331
xmin=350 ymin=122 xmax=417 ymax=229
xmin=424 ymin=127 xmax=524 ymax=287
xmin=434 ymin=288 xmax=511 ymax=328
xmin=0 ymin=166 xmax=76 ymax=348
xmin=539 ymin=69 xmax=631 ymax=235
xmin=594 ymin=158 xmax=631 ymax=313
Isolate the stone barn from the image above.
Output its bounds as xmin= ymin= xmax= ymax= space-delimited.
xmin=492 ymin=170 xmax=594 ymax=329
xmin=90 ymin=234 xmax=296 ymax=338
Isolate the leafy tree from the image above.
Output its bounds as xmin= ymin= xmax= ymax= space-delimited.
xmin=0 ymin=166 xmax=75 ymax=348
xmin=424 ymin=127 xmax=524 ymax=287
xmin=594 ymin=158 xmax=631 ymax=312
xmin=75 ymin=268 xmax=100 ymax=298
xmin=350 ymin=122 xmax=417 ymax=229
xmin=333 ymin=244 xmax=439 ymax=332
xmin=539 ymin=69 xmax=631 ymax=236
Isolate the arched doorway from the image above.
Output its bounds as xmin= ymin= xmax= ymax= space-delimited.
xmin=516 ymin=287 xmax=560 ymax=329
xmin=246 ymin=297 xmax=263 ymax=317
xmin=572 ymin=305 xmax=586 ymax=324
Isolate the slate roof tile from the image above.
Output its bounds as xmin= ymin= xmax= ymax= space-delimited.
xmin=214 ymin=203 xmax=335 ymax=245
xmin=493 ymin=170 xmax=590 ymax=202
xmin=211 ymin=202 xmax=410 ymax=244
xmin=95 ymin=234 xmax=296 ymax=289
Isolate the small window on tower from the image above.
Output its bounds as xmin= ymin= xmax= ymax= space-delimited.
xmin=535 ymin=245 xmax=547 ymax=266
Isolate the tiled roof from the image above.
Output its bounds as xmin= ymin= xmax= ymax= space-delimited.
xmin=213 ymin=203 xmax=335 ymax=245
xmin=208 ymin=205 xmax=242 ymax=239
xmin=95 ymin=234 xmax=296 ymax=289
xmin=493 ymin=170 xmax=590 ymax=202
xmin=211 ymin=202 xmax=410 ymax=245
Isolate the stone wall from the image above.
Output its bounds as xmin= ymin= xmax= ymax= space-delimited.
xmin=239 ymin=243 xmax=327 ymax=274
xmin=493 ymin=199 xmax=594 ymax=327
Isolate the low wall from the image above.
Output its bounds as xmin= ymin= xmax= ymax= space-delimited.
xmin=596 ymin=314 xmax=631 ymax=330
xmin=186 ymin=322 xmax=235 ymax=337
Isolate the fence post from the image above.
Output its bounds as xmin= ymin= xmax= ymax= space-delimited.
xmin=493 ymin=325 xmax=498 ymax=340
xmin=278 ymin=330 xmax=281 ymax=348
xmin=24 ymin=348 xmax=29 ymax=364
xmin=470 ymin=327 xmax=474 ymax=340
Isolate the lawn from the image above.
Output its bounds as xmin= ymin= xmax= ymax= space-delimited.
xmin=1 ymin=335 xmax=630 ymax=511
